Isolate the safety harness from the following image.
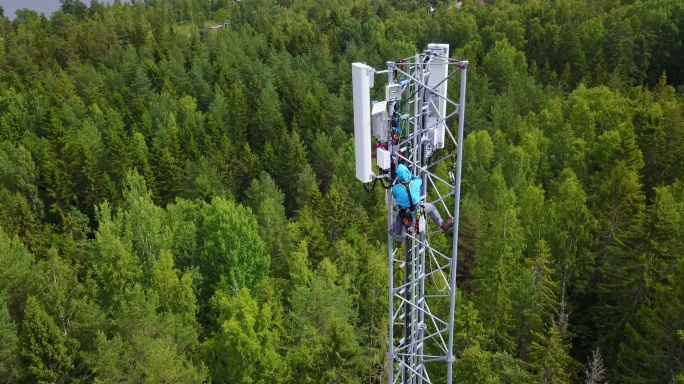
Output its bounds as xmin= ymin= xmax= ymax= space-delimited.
xmin=398 ymin=180 xmax=418 ymax=230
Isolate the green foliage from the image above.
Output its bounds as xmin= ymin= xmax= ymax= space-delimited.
xmin=120 ymin=170 xmax=171 ymax=279
xmin=515 ymin=240 xmax=558 ymax=359
xmin=288 ymin=240 xmax=313 ymax=289
xmin=204 ymin=287 xmax=289 ymax=383
xmin=196 ymin=197 xmax=269 ymax=293
xmin=213 ymin=8 xmax=230 ymax=25
xmin=88 ymin=287 xmax=206 ymax=383
xmin=20 ymin=296 xmax=79 ymax=383
xmin=0 ymin=297 xmax=19 ymax=382
xmin=287 ymin=261 xmax=362 ymax=382
xmin=0 ymin=0 xmax=683 ymax=381
xmin=151 ymin=250 xmax=197 ymax=324
xmin=310 ymin=132 xmax=338 ymax=192
xmin=35 ymin=250 xmax=104 ymax=366
xmin=547 ymin=168 xmax=596 ymax=292
xmin=528 ymin=325 xmax=575 ymax=384
xmin=245 ymin=172 xmax=291 ymax=278
xmin=613 ymin=182 xmax=684 ymax=383
xmin=453 ymin=346 xmax=499 ymax=384
xmin=0 ymin=142 xmax=39 ymax=209
xmin=91 ymin=201 xmax=141 ymax=308
xmin=182 ymin=156 xmax=227 ymax=201
xmin=251 ymin=82 xmax=288 ymax=153
xmin=482 ymin=39 xmax=528 ymax=94
xmin=471 ymin=167 xmax=525 ymax=352
xmin=262 ymin=130 xmax=309 ymax=214
xmin=0 ymin=229 xmax=36 ymax=317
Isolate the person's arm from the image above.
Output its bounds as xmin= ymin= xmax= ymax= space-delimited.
xmin=391 ymin=185 xmax=399 ymax=200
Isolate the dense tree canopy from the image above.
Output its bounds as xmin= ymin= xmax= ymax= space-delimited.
xmin=1 ymin=0 xmax=684 ymax=382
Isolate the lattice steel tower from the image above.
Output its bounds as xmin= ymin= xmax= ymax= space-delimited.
xmin=352 ymin=45 xmax=468 ymax=384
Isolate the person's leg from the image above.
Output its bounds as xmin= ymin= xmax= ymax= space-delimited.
xmin=423 ymin=203 xmax=443 ymax=226
xmin=393 ymin=213 xmax=406 ymax=246
xmin=423 ymin=203 xmax=453 ymax=231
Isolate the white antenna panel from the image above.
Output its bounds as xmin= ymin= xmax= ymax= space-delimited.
xmin=371 ymin=101 xmax=388 ymax=140
xmin=352 ymin=63 xmax=374 ymax=183
xmin=427 ymin=43 xmax=449 ymax=149
xmin=377 ymin=147 xmax=391 ymax=170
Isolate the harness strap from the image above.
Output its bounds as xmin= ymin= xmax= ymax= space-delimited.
xmin=404 ymin=180 xmax=416 ymax=212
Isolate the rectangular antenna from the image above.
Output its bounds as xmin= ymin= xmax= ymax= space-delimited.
xmin=371 ymin=101 xmax=388 ymax=140
xmin=352 ymin=63 xmax=374 ymax=183
xmin=427 ymin=43 xmax=449 ymax=149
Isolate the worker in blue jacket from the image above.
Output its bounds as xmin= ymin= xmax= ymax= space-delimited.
xmin=391 ymin=164 xmax=453 ymax=248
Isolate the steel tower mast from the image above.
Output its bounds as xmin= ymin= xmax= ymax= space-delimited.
xmin=352 ymin=45 xmax=468 ymax=384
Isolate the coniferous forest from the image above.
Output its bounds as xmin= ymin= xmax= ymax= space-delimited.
xmin=1 ymin=0 xmax=684 ymax=382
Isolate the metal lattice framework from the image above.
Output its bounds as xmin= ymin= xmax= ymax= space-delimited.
xmin=353 ymin=46 xmax=467 ymax=384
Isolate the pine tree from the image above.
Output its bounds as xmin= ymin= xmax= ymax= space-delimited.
xmin=613 ymin=182 xmax=684 ymax=383
xmin=104 ymin=109 xmax=132 ymax=200
xmin=68 ymin=119 xmax=105 ymax=220
xmin=130 ymin=132 xmax=158 ymax=201
xmin=461 ymin=130 xmax=495 ymax=199
xmin=287 ymin=260 xmax=361 ymax=382
xmin=20 ymin=296 xmax=79 ymax=383
xmin=0 ymin=142 xmax=43 ymax=250
xmin=309 ymin=132 xmax=337 ymax=193
xmin=181 ymin=157 xmax=226 ymax=201
xmin=471 ymin=167 xmax=525 ymax=353
xmin=294 ymin=164 xmax=319 ymax=214
xmin=41 ymin=114 xmax=74 ymax=223
xmin=213 ymin=136 xmax=260 ymax=201
xmin=528 ymin=296 xmax=577 ymax=384
xmin=0 ymin=88 xmax=30 ymax=144
xmin=518 ymin=185 xmax=548 ymax=256
xmin=251 ymin=82 xmax=288 ymax=153
xmin=453 ymin=346 xmax=500 ymax=384
xmin=515 ymin=240 xmax=558 ymax=359
xmin=154 ymin=144 xmax=183 ymax=206
xmin=292 ymin=92 xmax=329 ymax=146
xmin=225 ymin=82 xmax=250 ymax=144
xmin=245 ymin=172 xmax=290 ymax=279
xmin=547 ymin=168 xmax=596 ymax=292
xmin=0 ymin=297 xmax=19 ymax=381
xmin=262 ymin=130 xmax=308 ymax=215
xmin=593 ymin=166 xmax=646 ymax=360
xmin=0 ymin=228 xmax=37 ymax=318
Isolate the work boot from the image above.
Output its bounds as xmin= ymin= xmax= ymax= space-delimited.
xmin=395 ymin=240 xmax=403 ymax=249
xmin=440 ymin=217 xmax=454 ymax=232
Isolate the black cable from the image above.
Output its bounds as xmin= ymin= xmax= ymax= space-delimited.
xmin=363 ymin=178 xmax=379 ymax=193
xmin=363 ymin=176 xmax=392 ymax=193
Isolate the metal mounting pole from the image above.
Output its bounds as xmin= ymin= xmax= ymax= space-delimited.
xmin=446 ymin=62 xmax=467 ymax=383
xmin=388 ymin=194 xmax=395 ymax=384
